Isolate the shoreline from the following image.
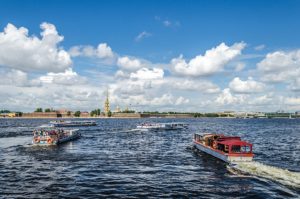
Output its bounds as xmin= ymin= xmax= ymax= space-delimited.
xmin=1 ymin=117 xmax=295 ymax=119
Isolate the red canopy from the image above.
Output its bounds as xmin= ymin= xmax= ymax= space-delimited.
xmin=218 ymin=139 xmax=252 ymax=146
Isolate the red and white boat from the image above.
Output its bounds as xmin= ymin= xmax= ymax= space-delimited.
xmin=193 ymin=133 xmax=254 ymax=163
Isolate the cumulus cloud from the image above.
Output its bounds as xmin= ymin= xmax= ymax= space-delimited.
xmin=288 ymin=78 xmax=300 ymax=91
xmin=130 ymin=68 xmax=164 ymax=80
xmin=215 ymin=88 xmax=244 ymax=105
xmin=0 ymin=23 xmax=72 ymax=72
xmin=0 ymin=69 xmax=41 ymax=87
xmin=171 ymin=79 xmax=220 ymax=93
xmin=229 ymin=77 xmax=265 ymax=93
xmin=257 ymin=50 xmax=300 ymax=73
xmin=117 ymin=56 xmax=143 ymax=71
xmin=171 ymin=42 xmax=246 ymax=77
xmin=257 ymin=49 xmax=300 ymax=92
xmin=248 ymin=94 xmax=273 ymax=105
xmin=138 ymin=94 xmax=189 ymax=106
xmin=175 ymin=96 xmax=190 ymax=105
xmin=284 ymin=97 xmax=300 ymax=105
xmin=39 ymin=68 xmax=87 ymax=85
xmin=135 ymin=31 xmax=152 ymax=42
xmin=69 ymin=43 xmax=114 ymax=59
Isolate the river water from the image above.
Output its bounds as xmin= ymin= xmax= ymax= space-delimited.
xmin=0 ymin=118 xmax=299 ymax=198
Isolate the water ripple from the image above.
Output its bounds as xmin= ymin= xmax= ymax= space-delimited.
xmin=0 ymin=118 xmax=299 ymax=198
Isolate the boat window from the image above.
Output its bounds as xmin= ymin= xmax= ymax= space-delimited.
xmin=241 ymin=145 xmax=251 ymax=153
xmin=231 ymin=145 xmax=241 ymax=153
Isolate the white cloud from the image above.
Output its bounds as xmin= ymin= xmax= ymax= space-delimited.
xmin=257 ymin=50 xmax=300 ymax=73
xmin=0 ymin=69 xmax=41 ymax=87
xmin=143 ymin=94 xmax=188 ymax=106
xmin=235 ymin=62 xmax=245 ymax=72
xmin=215 ymin=88 xmax=244 ymax=105
xmin=0 ymin=23 xmax=72 ymax=72
xmin=171 ymin=79 xmax=220 ymax=93
xmin=229 ymin=77 xmax=265 ymax=93
xmin=135 ymin=31 xmax=152 ymax=42
xmin=115 ymin=70 xmax=130 ymax=79
xmin=117 ymin=56 xmax=143 ymax=71
xmin=39 ymin=68 xmax=86 ymax=85
xmin=254 ymin=44 xmax=265 ymax=51
xmin=130 ymin=68 xmax=164 ymax=80
xmin=163 ymin=20 xmax=172 ymax=27
xmin=69 ymin=43 xmax=114 ymax=59
xmin=248 ymin=94 xmax=273 ymax=105
xmin=155 ymin=16 xmax=180 ymax=28
xmin=257 ymin=50 xmax=300 ymax=91
xmin=96 ymin=43 xmax=114 ymax=58
xmin=175 ymin=96 xmax=190 ymax=105
xmin=171 ymin=42 xmax=246 ymax=77
xmin=284 ymin=97 xmax=300 ymax=105
xmin=288 ymin=78 xmax=300 ymax=91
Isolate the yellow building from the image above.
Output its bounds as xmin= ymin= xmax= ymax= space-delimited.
xmin=7 ymin=113 xmax=16 ymax=117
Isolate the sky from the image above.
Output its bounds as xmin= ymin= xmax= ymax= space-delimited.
xmin=1 ymin=0 xmax=300 ymax=112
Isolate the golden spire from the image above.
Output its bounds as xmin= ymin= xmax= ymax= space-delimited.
xmin=104 ymin=88 xmax=110 ymax=117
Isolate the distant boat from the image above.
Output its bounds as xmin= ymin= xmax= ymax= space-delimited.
xmin=193 ymin=133 xmax=254 ymax=163
xmin=137 ymin=122 xmax=188 ymax=130
xmin=32 ymin=127 xmax=81 ymax=146
xmin=49 ymin=120 xmax=97 ymax=127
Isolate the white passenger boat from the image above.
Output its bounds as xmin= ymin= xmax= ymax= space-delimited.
xmin=49 ymin=120 xmax=96 ymax=127
xmin=32 ymin=128 xmax=81 ymax=146
xmin=193 ymin=133 xmax=254 ymax=163
xmin=137 ymin=122 xmax=188 ymax=130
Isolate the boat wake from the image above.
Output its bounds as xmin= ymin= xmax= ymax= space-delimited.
xmin=117 ymin=128 xmax=148 ymax=133
xmin=227 ymin=161 xmax=300 ymax=188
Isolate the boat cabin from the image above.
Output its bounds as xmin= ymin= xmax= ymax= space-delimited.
xmin=194 ymin=133 xmax=253 ymax=155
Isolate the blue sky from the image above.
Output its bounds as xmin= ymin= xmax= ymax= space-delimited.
xmin=1 ymin=0 xmax=300 ymax=112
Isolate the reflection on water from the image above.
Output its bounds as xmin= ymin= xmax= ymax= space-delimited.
xmin=0 ymin=118 xmax=299 ymax=198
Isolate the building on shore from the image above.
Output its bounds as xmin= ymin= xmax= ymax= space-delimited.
xmin=80 ymin=111 xmax=90 ymax=117
xmin=22 ymin=112 xmax=58 ymax=118
xmin=0 ymin=112 xmax=18 ymax=117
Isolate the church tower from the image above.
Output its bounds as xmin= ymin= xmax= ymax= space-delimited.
xmin=104 ymin=89 xmax=110 ymax=117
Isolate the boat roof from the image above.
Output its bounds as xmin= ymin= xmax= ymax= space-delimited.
xmin=218 ymin=139 xmax=252 ymax=146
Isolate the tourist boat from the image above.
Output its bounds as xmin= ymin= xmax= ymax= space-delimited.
xmin=49 ymin=120 xmax=97 ymax=127
xmin=32 ymin=128 xmax=81 ymax=146
xmin=193 ymin=133 xmax=254 ymax=163
xmin=137 ymin=122 xmax=188 ymax=130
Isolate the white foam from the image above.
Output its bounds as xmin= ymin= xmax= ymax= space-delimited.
xmin=231 ymin=161 xmax=300 ymax=188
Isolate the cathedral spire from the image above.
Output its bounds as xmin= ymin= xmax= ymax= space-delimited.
xmin=104 ymin=88 xmax=110 ymax=117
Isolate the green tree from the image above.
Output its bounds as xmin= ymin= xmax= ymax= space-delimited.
xmin=67 ymin=111 xmax=71 ymax=116
xmin=35 ymin=108 xmax=43 ymax=112
xmin=74 ymin=111 xmax=81 ymax=117
xmin=90 ymin=110 xmax=95 ymax=117
xmin=108 ymin=110 xmax=112 ymax=117
xmin=0 ymin=110 xmax=10 ymax=113
xmin=90 ymin=109 xmax=101 ymax=117
xmin=45 ymin=108 xmax=51 ymax=112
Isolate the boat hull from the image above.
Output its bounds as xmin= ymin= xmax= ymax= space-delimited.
xmin=53 ymin=123 xmax=96 ymax=127
xmin=32 ymin=132 xmax=81 ymax=146
xmin=193 ymin=141 xmax=253 ymax=163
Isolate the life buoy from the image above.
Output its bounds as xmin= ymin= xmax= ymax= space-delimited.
xmin=47 ymin=138 xmax=53 ymax=144
xmin=34 ymin=137 xmax=40 ymax=143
